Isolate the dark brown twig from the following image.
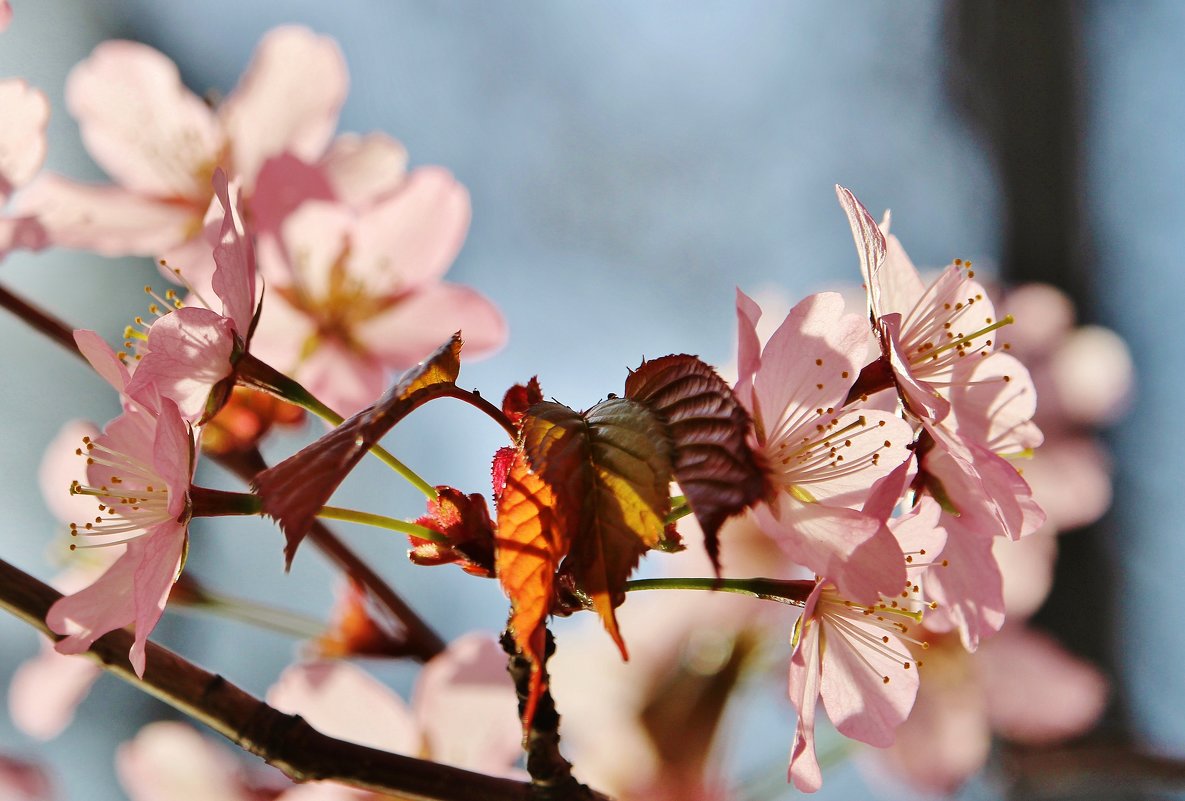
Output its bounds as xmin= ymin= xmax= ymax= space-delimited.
xmin=0 ymin=557 xmax=537 ymax=801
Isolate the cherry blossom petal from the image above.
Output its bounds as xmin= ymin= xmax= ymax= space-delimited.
xmin=787 ymin=588 xmax=824 ymax=793
xmin=117 ymin=722 xmax=255 ymax=801
xmin=320 ymin=132 xmax=409 ymax=208
xmin=0 ymin=755 xmax=53 ymax=801
xmin=0 ymin=1 xmax=11 ymax=32
xmin=8 ymin=643 xmax=101 ymax=740
xmin=755 ymin=494 xmax=903 ymax=604
xmin=349 ymin=167 xmax=470 ymax=296
xmin=877 ymin=642 xmax=990 ymax=794
xmin=47 ymin=527 xmax=184 ymax=676
xmin=17 ymin=175 xmax=201 ymax=255
xmin=412 ymin=632 xmax=521 ymax=774
xmin=355 ymin=282 xmax=507 ymax=368
xmin=749 ymin=292 xmax=866 ymax=444
xmin=297 ymin=341 xmax=388 ymax=419
xmin=835 ymin=184 xmax=887 ymax=319
xmin=876 ymin=233 xmax=927 ymax=319
xmin=66 ymin=40 xmax=222 ymax=199
xmin=922 ymin=514 xmax=1005 ymax=651
xmin=153 ymin=399 xmax=196 ymax=520
xmin=976 ymin=627 xmax=1107 ymax=743
xmin=126 ymin=307 xmax=236 ymax=422
xmin=250 ymin=153 xmax=336 ymax=239
xmin=221 ymin=26 xmax=347 ymax=189
xmin=267 ymin=661 xmax=420 ymax=754
xmin=210 ymin=171 xmax=256 ymax=334
xmin=0 ymin=79 xmax=50 ymax=201
xmin=994 ymin=530 xmax=1056 ymax=620
xmin=239 ymin=288 xmax=315 ymax=375
xmin=1023 ymin=438 xmax=1112 ymax=532
xmin=272 ymin=200 xmax=353 ymax=297
xmin=1049 ymin=324 xmax=1134 ymax=425
xmin=733 ymin=287 xmax=763 ymax=409
xmin=878 ymin=313 xmax=950 ymax=422
xmin=946 ymin=352 xmax=1043 ymax=454
xmin=74 ymin=329 xmax=132 ymax=394
xmin=789 ymin=410 xmax=913 ymax=508
xmin=819 ymin=612 xmax=918 ymax=747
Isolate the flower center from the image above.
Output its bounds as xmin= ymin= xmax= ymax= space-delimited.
xmin=67 ymin=435 xmax=176 ymax=549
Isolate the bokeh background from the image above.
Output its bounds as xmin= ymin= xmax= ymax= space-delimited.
xmin=0 ymin=2 xmax=1177 ymax=799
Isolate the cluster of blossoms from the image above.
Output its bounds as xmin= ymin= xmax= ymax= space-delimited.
xmin=0 ymin=18 xmax=1101 ymax=801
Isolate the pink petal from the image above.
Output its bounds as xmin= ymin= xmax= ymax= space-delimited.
xmin=117 ymin=721 xmax=255 ymax=801
xmin=250 ymin=153 xmax=335 ymax=239
xmin=879 ymin=313 xmax=951 ymax=422
xmin=877 ymin=643 xmax=990 ymax=794
xmin=1022 ymin=438 xmax=1112 ymax=532
xmin=47 ymin=528 xmax=185 ymax=676
xmin=38 ymin=419 xmax=102 ymax=525
xmin=750 ymin=292 xmax=866 ymax=445
xmin=1003 ymin=283 xmax=1076 ymax=356
xmin=355 ymin=282 xmax=506 ymax=368
xmin=8 ymin=641 xmax=101 ymax=740
xmin=733 ymin=287 xmax=763 ymax=410
xmin=17 ymin=174 xmax=201 ymax=256
xmin=789 ymin=410 xmax=914 ymax=509
xmin=787 ymin=587 xmax=824 ymax=793
xmin=74 ymin=329 xmax=131 ymax=394
xmin=272 ymin=200 xmax=353 ymax=298
xmin=755 ymin=494 xmax=904 ymax=605
xmin=267 ymin=661 xmax=421 ymax=755
xmin=320 ymin=132 xmax=409 ymax=208
xmin=922 ymin=514 xmax=1005 ymax=651
xmin=835 ymin=185 xmax=887 ymax=319
xmin=877 ymin=233 xmax=927 ymax=319
xmin=0 ymin=1 xmax=11 ymax=32
xmin=819 ymin=611 xmax=918 ymax=747
xmin=349 ymin=167 xmax=471 ymax=295
xmin=125 ymin=308 xmax=236 ymax=422
xmin=994 ymin=530 xmax=1057 ymax=619
xmin=412 ymin=632 xmax=521 ymax=774
xmin=221 ymin=26 xmax=347 ymax=189
xmin=238 ymin=287 xmax=315 ymax=375
xmin=297 ymin=340 xmax=388 ymax=419
xmin=947 ymin=352 xmax=1043 ymax=453
xmin=210 ymin=171 xmax=256 ymax=333
xmin=1049 ymin=325 xmax=1134 ymax=426
xmin=0 ymin=79 xmax=50 ymax=201
xmin=0 ymin=755 xmax=54 ymax=801
xmin=66 ymin=40 xmax=222 ymax=199
xmin=151 ymin=398 xmax=195 ymax=520
xmin=976 ymin=626 xmax=1108 ymax=743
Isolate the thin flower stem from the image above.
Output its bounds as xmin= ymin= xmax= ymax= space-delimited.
xmin=625 ymin=576 xmax=814 ymax=606
xmin=438 ymin=384 xmax=518 ymax=441
xmin=235 ymin=352 xmax=437 ymax=500
xmin=665 ymin=502 xmax=692 ymax=524
xmin=316 ymin=505 xmax=447 ymax=543
xmin=177 ymin=592 xmax=325 ymax=640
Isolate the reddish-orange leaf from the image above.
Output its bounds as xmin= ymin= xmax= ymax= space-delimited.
xmin=520 ymin=399 xmax=673 ymax=658
xmin=624 ymin=354 xmax=766 ymax=574
xmin=501 ymin=376 xmax=543 ymax=426
xmin=254 ymin=334 xmax=463 ymax=567
xmin=495 ymin=447 xmax=574 ymax=730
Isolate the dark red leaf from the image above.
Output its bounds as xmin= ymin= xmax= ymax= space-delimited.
xmin=624 ymin=354 xmax=766 ymax=573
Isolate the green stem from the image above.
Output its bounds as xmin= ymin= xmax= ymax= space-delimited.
xmin=624 ymin=576 xmax=814 ymax=606
xmin=236 ymin=353 xmax=437 ymax=500
xmin=316 ymin=505 xmax=447 ymax=543
xmin=665 ymin=502 xmax=692 ymax=524
xmin=177 ymin=592 xmax=325 ymax=640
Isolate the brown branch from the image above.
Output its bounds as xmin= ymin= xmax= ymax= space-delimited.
xmin=0 ymin=281 xmax=446 ymax=662
xmin=0 ymin=557 xmax=591 ymax=801
xmin=217 ymin=447 xmax=446 ymax=661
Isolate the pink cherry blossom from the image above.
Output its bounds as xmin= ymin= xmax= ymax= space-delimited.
xmin=786 ymin=492 xmax=944 ymax=793
xmin=0 ymin=1 xmax=11 ymax=32
xmin=0 ymin=78 xmax=50 ymax=258
xmin=46 ymin=396 xmax=195 ymax=676
xmin=837 ymin=185 xmax=1011 ymax=424
xmin=0 ymin=755 xmax=53 ymax=801
xmin=250 ymin=172 xmax=506 ymax=416
xmin=17 ymin=26 xmax=346 ymax=266
xmin=735 ymin=288 xmax=913 ymax=603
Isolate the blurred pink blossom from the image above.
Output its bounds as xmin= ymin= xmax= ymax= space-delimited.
xmin=0 ymin=78 xmax=50 ymax=258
